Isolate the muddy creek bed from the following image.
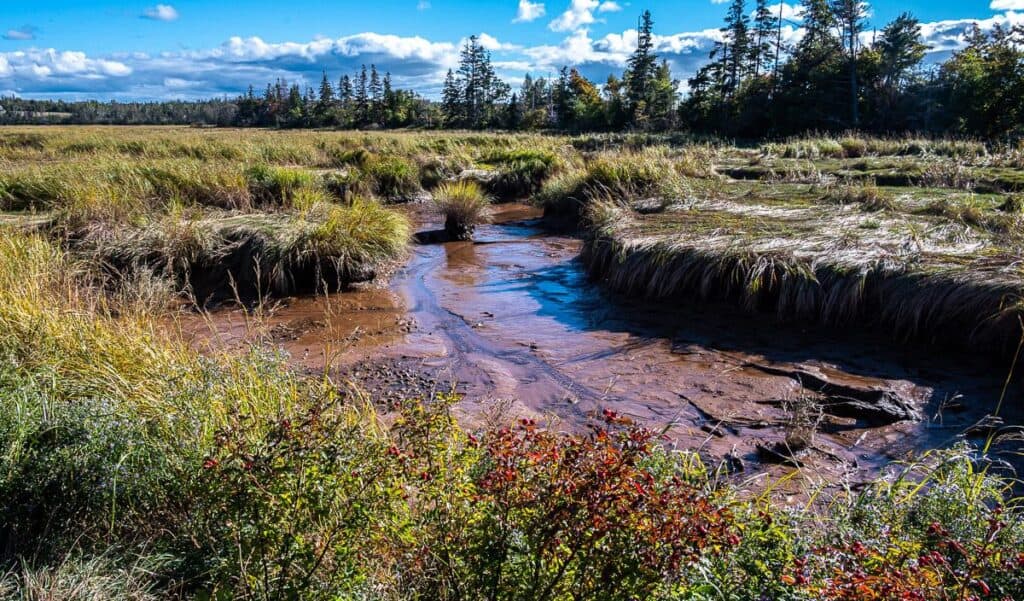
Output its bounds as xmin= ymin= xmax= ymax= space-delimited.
xmin=177 ymin=203 xmax=1024 ymax=484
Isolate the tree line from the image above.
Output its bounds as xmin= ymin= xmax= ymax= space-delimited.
xmin=3 ymin=2 xmax=1024 ymax=139
xmin=683 ymin=0 xmax=1024 ymax=138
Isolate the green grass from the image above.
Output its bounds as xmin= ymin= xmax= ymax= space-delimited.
xmin=478 ymin=148 xmax=563 ymax=198
xmin=764 ymin=135 xmax=988 ymax=160
xmin=536 ymin=147 xmax=690 ymax=219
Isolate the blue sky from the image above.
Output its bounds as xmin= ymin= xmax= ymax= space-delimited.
xmin=1 ymin=0 xmax=1021 ymax=100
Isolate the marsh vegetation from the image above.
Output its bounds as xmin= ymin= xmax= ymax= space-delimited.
xmin=1 ymin=126 xmax=1023 ymax=599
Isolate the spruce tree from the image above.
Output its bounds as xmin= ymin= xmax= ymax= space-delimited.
xmin=355 ymin=65 xmax=369 ymax=125
xmin=624 ymin=10 xmax=658 ymax=124
xmin=455 ymin=35 xmax=508 ymax=128
xmin=382 ymin=72 xmax=394 ymax=126
xmin=318 ymin=71 xmax=334 ymax=105
xmin=441 ymin=68 xmax=462 ymax=126
xmin=751 ymin=0 xmax=778 ymax=78
xmin=722 ymin=0 xmax=751 ymax=95
xmin=315 ymin=71 xmax=334 ymax=124
xmin=831 ymin=0 xmax=869 ymax=125
xmin=369 ymin=65 xmax=383 ymax=124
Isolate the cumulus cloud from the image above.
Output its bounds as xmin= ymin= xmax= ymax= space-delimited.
xmin=990 ymin=0 xmax=1024 ymax=10
xmin=514 ymin=0 xmax=546 ymax=22
xmin=3 ymin=26 xmax=37 ymax=41
xmin=598 ymin=2 xmax=622 ymax=12
xmin=766 ymin=3 xmax=805 ymax=22
xmin=549 ymin=0 xmax=601 ymax=32
xmin=142 ymin=5 xmax=180 ymax=22
xmin=475 ymin=33 xmax=520 ymax=52
xmin=523 ymin=26 xmax=730 ymax=86
xmin=919 ymin=11 xmax=1024 ymax=54
xmin=0 ymin=32 xmax=461 ymax=100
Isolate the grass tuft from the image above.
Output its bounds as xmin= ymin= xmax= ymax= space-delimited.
xmin=433 ymin=180 xmax=491 ymax=240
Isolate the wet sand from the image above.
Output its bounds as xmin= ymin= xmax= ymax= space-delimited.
xmin=175 ymin=202 xmax=1023 ymax=485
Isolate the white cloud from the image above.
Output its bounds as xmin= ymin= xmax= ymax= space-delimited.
xmin=0 ymin=48 xmax=131 ymax=86
xmin=163 ymin=77 xmax=199 ymax=89
xmin=549 ymin=0 xmax=601 ymax=32
xmin=991 ymin=0 xmax=1024 ymax=10
xmin=142 ymin=5 xmax=180 ymax=22
xmin=765 ymin=3 xmax=804 ymax=22
xmin=3 ymin=26 xmax=37 ymax=41
xmin=919 ymin=11 xmax=1024 ymax=53
xmin=514 ymin=0 xmax=546 ymax=22
xmin=475 ymin=33 xmax=520 ymax=52
xmin=598 ymin=1 xmax=622 ymax=12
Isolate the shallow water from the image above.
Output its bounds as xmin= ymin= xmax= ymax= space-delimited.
xmin=177 ymin=203 xmax=1023 ymax=484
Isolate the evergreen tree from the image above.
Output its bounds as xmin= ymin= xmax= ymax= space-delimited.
xmin=521 ymin=74 xmax=535 ymax=109
xmin=369 ymin=65 xmax=383 ymax=124
xmin=777 ymin=0 xmax=843 ymax=129
xmin=722 ymin=0 xmax=751 ymax=95
xmin=603 ymin=74 xmax=628 ymax=129
xmin=315 ymin=71 xmax=335 ymax=124
xmin=318 ymin=72 xmax=334 ymax=105
xmin=506 ymin=92 xmax=523 ymax=129
xmin=441 ymin=69 xmax=462 ymax=126
xmin=382 ymin=72 xmax=394 ymax=125
xmin=519 ymin=74 xmax=550 ymax=129
xmin=356 ymin=65 xmax=369 ymax=125
xmin=751 ymin=0 xmax=779 ymax=78
xmin=340 ymin=76 xmax=353 ymax=105
xmin=455 ymin=35 xmax=509 ymax=128
xmin=877 ymin=13 xmax=927 ymax=94
xmin=553 ymin=67 xmax=574 ymax=127
xmin=285 ymin=83 xmax=305 ymax=127
xmin=624 ymin=10 xmax=659 ymax=126
xmin=649 ymin=61 xmax=678 ymax=128
xmin=831 ymin=0 xmax=869 ymax=125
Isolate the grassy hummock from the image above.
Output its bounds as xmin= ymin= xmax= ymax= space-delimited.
xmin=582 ymin=187 xmax=1024 ymax=355
xmin=85 ymin=200 xmax=410 ymax=304
xmin=526 ymin=134 xmax=1024 ymax=357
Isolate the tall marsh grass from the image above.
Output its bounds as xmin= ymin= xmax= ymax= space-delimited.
xmin=88 ymin=199 xmax=410 ymax=303
xmin=433 ymin=180 xmax=491 ymax=240
xmin=764 ymin=135 xmax=988 ymax=160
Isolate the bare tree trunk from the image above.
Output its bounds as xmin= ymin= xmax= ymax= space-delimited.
xmin=772 ymin=1 xmax=783 ymax=92
xmin=849 ymin=26 xmax=859 ymax=127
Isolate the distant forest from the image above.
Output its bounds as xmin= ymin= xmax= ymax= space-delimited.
xmin=3 ymin=0 xmax=1024 ymax=140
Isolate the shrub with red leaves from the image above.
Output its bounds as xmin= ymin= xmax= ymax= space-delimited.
xmin=461 ymin=418 xmax=737 ymax=601
xmin=783 ymin=508 xmax=1024 ymax=601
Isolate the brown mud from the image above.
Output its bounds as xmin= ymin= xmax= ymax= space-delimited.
xmin=174 ymin=202 xmax=1023 ymax=486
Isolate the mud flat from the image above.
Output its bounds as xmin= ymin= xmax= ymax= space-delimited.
xmin=177 ymin=203 xmax=1023 ymax=483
